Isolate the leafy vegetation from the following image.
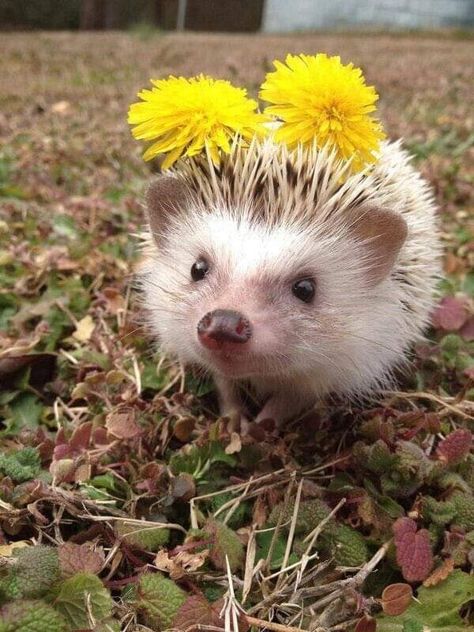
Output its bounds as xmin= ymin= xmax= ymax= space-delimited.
xmin=0 ymin=31 xmax=473 ymax=631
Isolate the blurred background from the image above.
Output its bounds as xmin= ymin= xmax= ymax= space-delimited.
xmin=1 ymin=0 xmax=473 ymax=32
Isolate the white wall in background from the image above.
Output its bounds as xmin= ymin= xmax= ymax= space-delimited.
xmin=262 ymin=0 xmax=474 ymax=32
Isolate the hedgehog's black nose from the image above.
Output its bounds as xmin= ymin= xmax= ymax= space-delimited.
xmin=197 ymin=309 xmax=252 ymax=348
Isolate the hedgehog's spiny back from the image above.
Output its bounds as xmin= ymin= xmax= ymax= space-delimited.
xmin=174 ymin=139 xmax=424 ymax=230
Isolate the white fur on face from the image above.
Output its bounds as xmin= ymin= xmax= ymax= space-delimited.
xmin=139 ymin=140 xmax=440 ymax=402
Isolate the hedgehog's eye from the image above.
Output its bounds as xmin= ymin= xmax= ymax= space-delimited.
xmin=292 ymin=278 xmax=316 ymax=303
xmin=191 ymin=258 xmax=209 ymax=282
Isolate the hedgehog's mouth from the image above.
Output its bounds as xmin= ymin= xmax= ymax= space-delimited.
xmin=202 ymin=347 xmax=275 ymax=378
xmin=208 ymin=349 xmax=254 ymax=376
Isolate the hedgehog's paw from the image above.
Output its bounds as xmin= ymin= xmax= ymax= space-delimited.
xmin=215 ymin=375 xmax=249 ymax=430
xmin=255 ymin=392 xmax=311 ymax=428
xmin=220 ymin=407 xmax=251 ymax=434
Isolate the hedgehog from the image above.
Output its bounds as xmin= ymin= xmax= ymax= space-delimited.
xmin=139 ymin=139 xmax=440 ymax=425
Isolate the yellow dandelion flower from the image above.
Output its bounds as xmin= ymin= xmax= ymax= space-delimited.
xmin=128 ymin=74 xmax=265 ymax=169
xmin=260 ymin=53 xmax=386 ymax=170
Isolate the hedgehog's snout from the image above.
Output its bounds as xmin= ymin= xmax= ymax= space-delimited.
xmin=197 ymin=309 xmax=252 ymax=350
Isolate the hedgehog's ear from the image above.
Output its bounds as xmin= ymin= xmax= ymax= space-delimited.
xmin=146 ymin=175 xmax=191 ymax=244
xmin=348 ymin=206 xmax=408 ymax=285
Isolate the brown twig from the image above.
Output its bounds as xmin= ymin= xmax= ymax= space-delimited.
xmin=245 ymin=615 xmax=308 ymax=632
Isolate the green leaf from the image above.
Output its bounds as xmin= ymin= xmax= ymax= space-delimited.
xmin=0 ymin=545 xmax=59 ymax=600
xmin=256 ymin=529 xmax=298 ymax=570
xmin=462 ymin=272 xmax=474 ymax=297
xmin=377 ymin=570 xmax=474 ymax=631
xmin=169 ymin=441 xmax=236 ymax=480
xmin=0 ymin=446 xmax=41 ymax=482
xmin=364 ymin=479 xmax=405 ymax=518
xmin=52 ymin=214 xmax=78 ymax=239
xmin=0 ymin=599 xmax=67 ymax=632
xmin=6 ymin=392 xmax=43 ymax=432
xmin=54 ymin=572 xmax=113 ymax=630
xmin=0 ymin=292 xmax=17 ymax=329
xmin=133 ymin=572 xmax=187 ymax=630
xmin=184 ymin=373 xmax=214 ymax=396
xmin=402 ymin=621 xmax=424 ymax=632
xmin=140 ymin=359 xmax=168 ymax=390
xmin=115 ymin=521 xmax=170 ymax=550
xmin=203 ymin=518 xmax=244 ymax=571
xmin=331 ymin=523 xmax=369 ymax=567
xmin=207 ymin=441 xmax=237 ymax=467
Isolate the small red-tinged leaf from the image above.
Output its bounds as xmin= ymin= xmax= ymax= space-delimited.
xmin=423 ymin=557 xmax=455 ymax=587
xmin=393 ymin=518 xmax=434 ymax=583
xmin=432 ymin=296 xmax=468 ymax=331
xmin=436 ymin=429 xmax=472 ymax=464
xmin=354 ymin=614 xmax=376 ymax=632
xmin=93 ymin=426 xmax=109 ymax=445
xmin=393 ymin=517 xmax=416 ymax=541
xmin=58 ymin=541 xmax=105 ymax=577
xmin=170 ymin=473 xmax=195 ymax=502
xmin=424 ymin=413 xmax=441 ymax=434
xmin=172 ymin=595 xmax=223 ymax=629
xmin=173 ymin=417 xmax=195 ymax=442
xmin=69 ymin=422 xmax=93 ymax=450
xmin=460 ymin=316 xmax=474 ymax=341
xmin=381 ymin=583 xmax=413 ymax=615
xmin=106 ymin=410 xmax=141 ymax=439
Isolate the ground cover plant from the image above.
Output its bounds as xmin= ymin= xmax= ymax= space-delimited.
xmin=0 ymin=31 xmax=473 ymax=631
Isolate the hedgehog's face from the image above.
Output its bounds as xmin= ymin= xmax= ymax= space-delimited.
xmin=143 ymin=175 xmax=407 ymax=384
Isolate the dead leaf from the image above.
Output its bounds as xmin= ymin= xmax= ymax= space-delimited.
xmin=106 ymin=409 xmax=141 ymax=439
xmin=0 ymin=541 xmax=30 ymax=556
xmin=170 ymin=473 xmax=195 ymax=502
xmin=252 ymin=495 xmax=268 ymax=528
xmin=423 ymin=557 xmax=455 ymax=587
xmin=154 ymin=548 xmax=208 ymax=580
xmin=73 ymin=460 xmax=92 ymax=483
xmin=102 ymin=287 xmax=125 ymax=315
xmin=51 ymin=100 xmax=72 ymax=115
xmin=105 ymin=370 xmax=126 ymax=385
xmin=443 ymin=252 xmax=463 ymax=275
xmin=225 ymin=431 xmax=242 ymax=454
xmin=50 ymin=458 xmax=75 ymax=484
xmin=73 ymin=315 xmax=95 ymax=342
